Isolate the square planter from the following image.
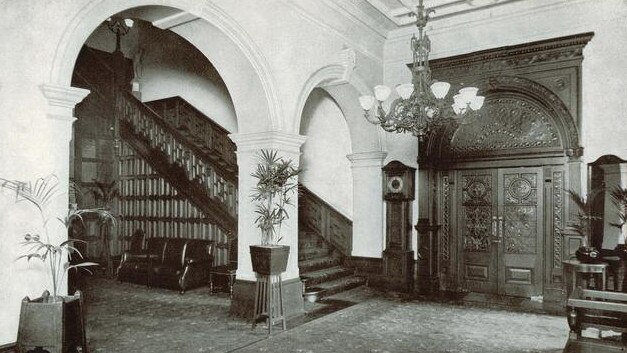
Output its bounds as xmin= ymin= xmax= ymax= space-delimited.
xmin=250 ymin=245 xmax=290 ymax=275
xmin=17 ymin=290 xmax=87 ymax=353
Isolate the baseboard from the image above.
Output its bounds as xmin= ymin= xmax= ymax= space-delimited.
xmin=345 ymin=256 xmax=383 ymax=275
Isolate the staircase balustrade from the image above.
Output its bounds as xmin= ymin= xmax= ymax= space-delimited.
xmin=116 ymin=91 xmax=238 ymax=219
xmin=145 ymin=97 xmax=237 ymax=174
xmin=298 ymin=185 xmax=352 ymax=257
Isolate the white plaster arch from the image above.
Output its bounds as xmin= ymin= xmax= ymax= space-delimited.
xmin=294 ymin=64 xmax=383 ymax=153
xmin=49 ymin=0 xmax=281 ymax=132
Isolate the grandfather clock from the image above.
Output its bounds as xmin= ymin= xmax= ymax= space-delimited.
xmin=382 ymin=161 xmax=416 ymax=292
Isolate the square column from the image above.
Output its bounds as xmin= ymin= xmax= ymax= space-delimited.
xmin=347 ymin=152 xmax=387 ymax=258
xmin=229 ymin=131 xmax=306 ymax=320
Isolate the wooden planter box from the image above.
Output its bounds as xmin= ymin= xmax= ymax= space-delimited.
xmin=250 ymin=245 xmax=290 ymax=275
xmin=17 ymin=290 xmax=87 ymax=353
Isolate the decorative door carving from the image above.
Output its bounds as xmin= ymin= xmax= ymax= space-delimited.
xmin=459 ymin=167 xmax=544 ymax=297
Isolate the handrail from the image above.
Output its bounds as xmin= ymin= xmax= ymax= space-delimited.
xmin=144 ymin=97 xmax=237 ymax=171
xmin=116 ymin=91 xmax=238 ymax=219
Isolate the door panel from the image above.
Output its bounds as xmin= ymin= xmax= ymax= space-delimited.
xmin=459 ymin=170 xmax=498 ymax=294
xmin=498 ymin=168 xmax=543 ymax=297
xmin=457 ymin=167 xmax=544 ymax=297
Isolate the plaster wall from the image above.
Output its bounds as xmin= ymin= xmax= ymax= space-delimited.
xmin=0 ymin=0 xmax=386 ymax=344
xmin=84 ymin=21 xmax=237 ymax=132
xmin=300 ymin=89 xmax=354 ymax=219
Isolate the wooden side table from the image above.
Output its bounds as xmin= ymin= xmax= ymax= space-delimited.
xmin=209 ymin=266 xmax=237 ymax=298
xmin=562 ymin=259 xmax=608 ymax=298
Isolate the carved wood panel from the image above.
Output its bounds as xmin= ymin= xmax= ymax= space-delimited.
xmin=461 ymin=174 xmax=493 ymax=252
xmin=502 ymin=173 xmax=538 ymax=254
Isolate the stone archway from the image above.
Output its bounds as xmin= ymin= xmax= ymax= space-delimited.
xmin=49 ymin=1 xmax=280 ymax=133
xmin=294 ymin=61 xmax=387 ymax=258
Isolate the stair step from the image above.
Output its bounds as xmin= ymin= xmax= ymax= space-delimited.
xmin=300 ymin=266 xmax=355 ymax=287
xmin=306 ymin=276 xmax=366 ymax=298
xmin=298 ymin=255 xmax=342 ymax=273
xmin=298 ymin=237 xmax=327 ymax=249
xmin=298 ymin=246 xmax=331 ymax=261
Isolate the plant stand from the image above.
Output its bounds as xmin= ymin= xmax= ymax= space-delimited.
xmin=252 ymin=274 xmax=286 ymax=334
xmin=16 ymin=290 xmax=87 ymax=353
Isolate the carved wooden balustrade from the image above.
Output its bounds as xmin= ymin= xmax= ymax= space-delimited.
xmin=145 ymin=97 xmax=237 ymax=175
xmin=72 ymin=46 xmax=238 ymax=264
xmin=298 ymin=185 xmax=352 ymax=257
xmin=116 ymin=91 xmax=238 ymax=224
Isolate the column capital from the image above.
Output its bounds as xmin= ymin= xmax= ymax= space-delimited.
xmin=347 ymin=151 xmax=387 ymax=168
xmin=229 ymin=131 xmax=306 ymax=153
xmin=40 ymin=84 xmax=90 ymax=119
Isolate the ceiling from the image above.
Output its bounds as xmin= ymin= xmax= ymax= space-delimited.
xmin=364 ymin=0 xmax=527 ymax=26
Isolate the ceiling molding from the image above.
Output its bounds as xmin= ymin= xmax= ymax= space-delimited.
xmin=280 ymin=0 xmax=384 ymax=64
xmin=319 ymin=0 xmax=392 ymax=38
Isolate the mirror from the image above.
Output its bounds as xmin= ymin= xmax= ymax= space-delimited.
xmin=588 ymin=154 xmax=627 ymax=255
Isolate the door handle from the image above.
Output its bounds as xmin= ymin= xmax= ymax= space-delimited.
xmin=492 ymin=216 xmax=501 ymax=243
xmin=498 ymin=216 xmax=504 ymax=241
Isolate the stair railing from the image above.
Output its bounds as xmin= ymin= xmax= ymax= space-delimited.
xmin=298 ymin=185 xmax=352 ymax=257
xmin=116 ymin=91 xmax=238 ymax=219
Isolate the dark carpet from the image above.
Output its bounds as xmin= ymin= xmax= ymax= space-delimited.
xmin=82 ymin=277 xmax=569 ymax=352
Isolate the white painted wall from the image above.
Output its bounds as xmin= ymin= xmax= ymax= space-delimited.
xmin=300 ymin=88 xmax=353 ymax=218
xmin=84 ymin=21 xmax=237 ymax=132
xmin=0 ymin=1 xmax=386 ymax=344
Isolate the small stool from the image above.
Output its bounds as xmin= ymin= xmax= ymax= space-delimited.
xmin=209 ymin=266 xmax=237 ymax=298
xmin=252 ymin=274 xmax=286 ymax=334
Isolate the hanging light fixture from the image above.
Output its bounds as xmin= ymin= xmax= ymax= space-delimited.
xmin=359 ymin=0 xmax=484 ymax=141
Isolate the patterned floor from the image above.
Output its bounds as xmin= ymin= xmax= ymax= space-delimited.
xmin=82 ymin=277 xmax=569 ymax=353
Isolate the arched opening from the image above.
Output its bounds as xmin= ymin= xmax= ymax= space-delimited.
xmin=51 ymin=3 xmax=278 ymax=301
xmin=425 ymin=75 xmax=581 ymax=299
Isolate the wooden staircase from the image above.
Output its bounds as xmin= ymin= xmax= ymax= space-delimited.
xmin=299 ymin=230 xmax=365 ymax=300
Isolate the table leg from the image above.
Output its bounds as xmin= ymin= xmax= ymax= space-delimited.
xmin=209 ymin=273 xmax=214 ymax=294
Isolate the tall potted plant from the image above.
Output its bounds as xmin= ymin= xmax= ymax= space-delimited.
xmin=0 ymin=175 xmax=115 ymax=352
xmin=249 ymin=149 xmax=301 ymax=275
xmin=567 ymin=190 xmax=601 ymax=263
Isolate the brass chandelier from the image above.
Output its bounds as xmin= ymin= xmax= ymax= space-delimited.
xmin=359 ymin=0 xmax=484 ymax=140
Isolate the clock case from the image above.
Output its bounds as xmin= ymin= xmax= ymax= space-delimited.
xmin=381 ymin=160 xmax=416 ymax=292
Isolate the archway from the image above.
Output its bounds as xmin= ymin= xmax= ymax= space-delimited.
xmin=50 ymin=1 xmax=279 ymax=133
xmin=424 ymin=75 xmax=582 ymax=299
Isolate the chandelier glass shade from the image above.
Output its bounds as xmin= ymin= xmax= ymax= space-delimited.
xmin=359 ymin=0 xmax=484 ymax=140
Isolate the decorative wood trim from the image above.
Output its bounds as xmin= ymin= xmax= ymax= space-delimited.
xmin=553 ymin=171 xmax=564 ymax=270
xmin=299 ymin=185 xmax=352 ymax=257
xmin=429 ymin=32 xmax=594 ymax=76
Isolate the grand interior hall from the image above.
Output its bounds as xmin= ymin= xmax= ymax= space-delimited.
xmin=0 ymin=0 xmax=626 ymax=352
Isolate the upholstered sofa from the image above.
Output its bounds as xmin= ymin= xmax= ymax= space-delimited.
xmin=117 ymin=236 xmax=215 ymax=293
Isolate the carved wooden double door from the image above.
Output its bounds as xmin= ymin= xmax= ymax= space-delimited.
xmin=458 ymin=167 xmax=543 ymax=297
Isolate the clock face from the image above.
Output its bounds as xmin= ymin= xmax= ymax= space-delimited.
xmin=387 ymin=176 xmax=404 ymax=193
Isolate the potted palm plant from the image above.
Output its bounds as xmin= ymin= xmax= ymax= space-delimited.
xmin=249 ymin=149 xmax=301 ymax=275
xmin=0 ymin=175 xmax=115 ymax=352
xmin=567 ymin=190 xmax=601 ymax=263
xmin=609 ymin=186 xmax=627 ymax=259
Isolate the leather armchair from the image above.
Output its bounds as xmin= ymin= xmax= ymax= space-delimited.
xmin=117 ymin=236 xmax=166 ymax=284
